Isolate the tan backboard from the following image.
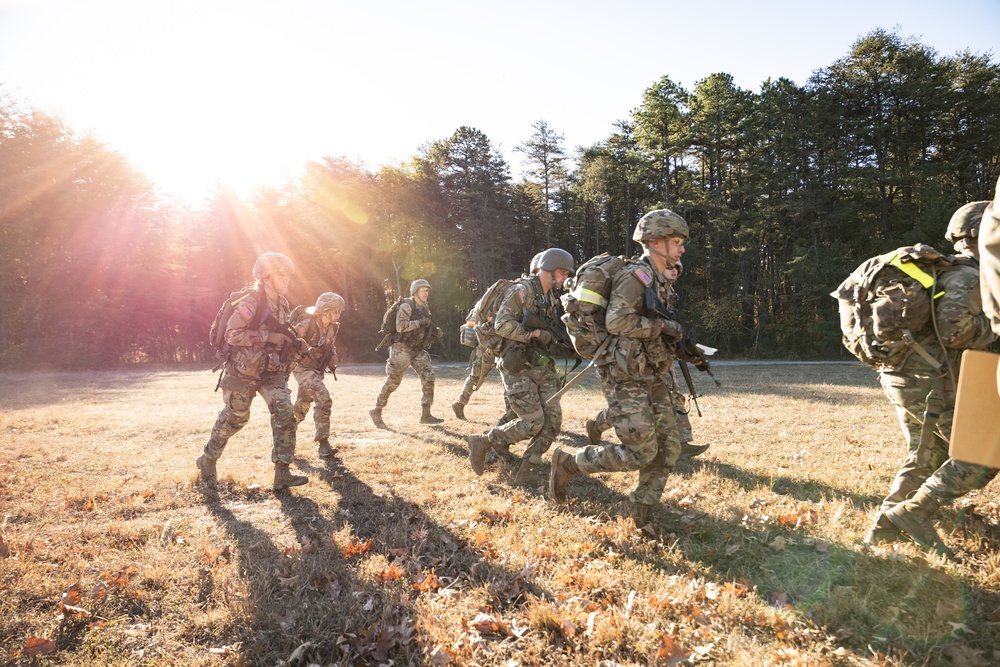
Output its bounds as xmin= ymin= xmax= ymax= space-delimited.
xmin=950 ymin=350 xmax=1000 ymax=467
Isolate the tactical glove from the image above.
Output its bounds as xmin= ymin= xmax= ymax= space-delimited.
xmin=535 ymin=329 xmax=554 ymax=347
xmin=656 ymin=318 xmax=684 ymax=343
xmin=432 ymin=326 xmax=444 ymax=338
xmin=266 ymin=332 xmax=288 ymax=346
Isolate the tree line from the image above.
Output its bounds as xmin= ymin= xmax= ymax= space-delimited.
xmin=1 ymin=28 xmax=998 ymax=369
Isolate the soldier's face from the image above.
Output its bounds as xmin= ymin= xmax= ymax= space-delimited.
xmin=667 ymin=236 xmax=686 ymax=263
xmin=268 ymin=273 xmax=291 ymax=295
xmin=415 ymin=287 xmax=430 ymax=303
xmin=320 ymin=311 xmax=341 ymax=327
xmin=553 ymin=268 xmax=570 ymax=289
xmin=665 ymin=267 xmax=679 ymax=281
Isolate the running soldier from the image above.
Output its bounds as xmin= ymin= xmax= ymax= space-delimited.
xmin=549 ymin=210 xmax=687 ymax=530
xmin=585 ymin=261 xmax=709 ymax=460
xmin=370 ymin=279 xmax=444 ymax=429
xmin=197 ymin=252 xmax=311 ymax=491
xmin=453 ymin=253 xmax=542 ymax=421
xmin=467 ymin=248 xmax=574 ymax=485
xmin=862 ymin=201 xmax=996 ymax=551
xmin=291 ymin=292 xmax=345 ymax=458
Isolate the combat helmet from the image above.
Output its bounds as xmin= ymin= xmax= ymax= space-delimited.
xmin=529 ymin=251 xmax=543 ymax=274
xmin=410 ymin=279 xmax=431 ymax=295
xmin=536 ymin=248 xmax=574 ymax=273
xmin=314 ymin=292 xmax=345 ymax=313
xmin=633 ymin=209 xmax=689 ymax=243
xmin=252 ymin=252 xmax=294 ymax=280
xmin=946 ymin=201 xmax=990 ymax=243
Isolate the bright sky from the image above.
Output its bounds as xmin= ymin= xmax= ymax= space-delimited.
xmin=1 ymin=0 xmax=998 ymax=205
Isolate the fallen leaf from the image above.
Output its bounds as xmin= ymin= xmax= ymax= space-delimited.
xmin=770 ymin=536 xmax=787 ymax=551
xmin=24 ymin=637 xmax=56 ymax=657
xmin=61 ymin=583 xmax=83 ymax=606
xmin=656 ymin=635 xmax=690 ymax=666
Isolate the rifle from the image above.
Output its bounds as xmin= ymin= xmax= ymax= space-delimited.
xmin=264 ymin=313 xmax=306 ymax=365
xmin=521 ymin=310 xmax=577 ymax=358
xmin=644 ymin=287 xmax=721 ymax=413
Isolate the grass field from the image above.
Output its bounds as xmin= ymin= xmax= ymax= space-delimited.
xmin=2 ymin=362 xmax=1000 ymax=666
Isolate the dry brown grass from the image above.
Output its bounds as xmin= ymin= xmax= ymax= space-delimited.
xmin=2 ymin=362 xmax=1000 ymax=666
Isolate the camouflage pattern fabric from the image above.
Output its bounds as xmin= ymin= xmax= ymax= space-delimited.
xmin=456 ymin=345 xmax=497 ymax=406
xmin=394 ymin=297 xmax=433 ymax=348
xmin=225 ymin=290 xmax=291 ymax=378
xmin=293 ymin=368 xmax=332 ymax=441
xmin=922 ymin=458 xmax=999 ymax=504
xmin=572 ymin=257 xmax=682 ymax=506
xmin=593 ymin=364 xmax=692 ymax=445
xmin=487 ymin=363 xmax=562 ymax=463
xmin=577 ymin=370 xmax=680 ymax=505
xmin=375 ymin=343 xmax=436 ymax=408
xmin=483 ymin=275 xmax=564 ymax=460
xmin=877 ymin=255 xmax=995 ymax=512
xmin=206 ymin=371 xmax=296 ymax=463
xmin=981 ymin=178 xmax=1000 ymax=336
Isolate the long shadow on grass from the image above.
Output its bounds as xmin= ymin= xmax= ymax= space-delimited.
xmin=252 ymin=456 xmax=549 ymax=664
xmin=556 ymin=461 xmax=1000 ymax=662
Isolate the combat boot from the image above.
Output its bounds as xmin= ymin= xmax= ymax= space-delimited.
xmin=369 ymin=407 xmax=388 ymax=429
xmin=420 ymin=405 xmax=444 ymax=424
xmin=452 ymin=402 xmax=466 ymax=420
xmin=467 ymin=434 xmax=492 ymax=475
xmin=628 ymin=502 xmax=656 ymax=531
xmin=273 ymin=462 xmax=308 ymax=491
xmin=679 ymin=443 xmax=710 ymax=459
xmin=885 ymin=489 xmax=953 ymax=556
xmin=585 ymin=419 xmax=601 ymax=447
xmin=317 ymin=438 xmax=338 ymax=458
xmin=514 ymin=458 xmax=543 ymax=486
xmin=549 ymin=447 xmax=579 ymax=504
xmin=196 ymin=454 xmax=217 ymax=482
xmin=863 ymin=511 xmax=902 ymax=545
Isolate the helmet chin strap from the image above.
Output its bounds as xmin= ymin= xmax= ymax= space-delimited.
xmin=644 ymin=244 xmax=675 ymax=273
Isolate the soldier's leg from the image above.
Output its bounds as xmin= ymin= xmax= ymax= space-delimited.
xmin=574 ymin=373 xmax=659 ymax=475
xmin=375 ymin=345 xmax=412 ymax=409
xmin=879 ymin=372 xmax=944 ymax=453
xmin=486 ymin=370 xmax=545 ymax=447
xmin=923 ymin=459 xmax=1000 ymax=507
xmin=258 ymin=373 xmax=297 ymax=464
xmin=412 ymin=350 xmax=443 ymax=422
xmin=522 ymin=367 xmax=563 ymax=461
xmin=205 ymin=385 xmax=254 ymax=461
xmin=292 ymin=369 xmax=315 ymax=426
xmin=309 ymin=376 xmax=333 ymax=442
xmin=456 ymin=348 xmax=483 ymax=407
xmin=632 ymin=378 xmax=681 ymax=506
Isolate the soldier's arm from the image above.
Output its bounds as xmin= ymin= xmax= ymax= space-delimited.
xmin=606 ymin=271 xmax=665 ymax=339
xmin=494 ymin=285 xmax=532 ymax=343
xmin=935 ymin=267 xmax=996 ymax=349
xmin=395 ymin=301 xmax=424 ymax=333
xmin=224 ymin=297 xmax=269 ymax=347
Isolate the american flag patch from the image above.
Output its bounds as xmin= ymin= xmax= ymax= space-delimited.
xmin=237 ymin=303 xmax=255 ymax=321
xmin=634 ymin=268 xmax=654 ymax=286
xmin=517 ymin=287 xmax=526 ymax=303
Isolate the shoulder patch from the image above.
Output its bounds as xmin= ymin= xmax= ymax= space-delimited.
xmin=400 ymin=302 xmax=412 ymax=314
xmin=516 ymin=286 xmax=527 ymax=304
xmin=632 ymin=267 xmax=654 ymax=287
xmin=236 ymin=302 xmax=255 ymax=321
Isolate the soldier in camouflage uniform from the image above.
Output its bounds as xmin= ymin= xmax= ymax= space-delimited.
xmin=370 ymin=279 xmax=444 ymax=429
xmin=291 ymin=292 xmax=345 ymax=459
xmin=586 ymin=262 xmax=709 ymax=460
xmin=863 ymin=202 xmax=997 ymax=551
xmin=453 ymin=253 xmax=542 ymax=422
xmin=467 ymin=248 xmax=574 ymax=485
xmin=197 ymin=252 xmax=311 ymax=491
xmin=550 ymin=210 xmax=688 ymax=529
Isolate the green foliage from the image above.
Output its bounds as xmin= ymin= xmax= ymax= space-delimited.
xmin=1 ymin=28 xmax=998 ymax=366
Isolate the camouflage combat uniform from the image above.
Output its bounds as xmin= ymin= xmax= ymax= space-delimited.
xmin=592 ymin=363 xmax=693 ymax=445
xmin=290 ymin=310 xmax=339 ymax=443
xmin=574 ymin=257 xmax=682 ymax=507
xmin=375 ymin=297 xmax=437 ymax=410
xmin=875 ymin=254 xmax=995 ymax=514
xmin=482 ymin=275 xmax=563 ymax=467
xmin=205 ymin=289 xmax=297 ymax=465
xmin=455 ymin=344 xmax=497 ymax=407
